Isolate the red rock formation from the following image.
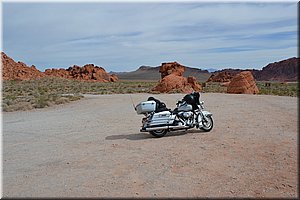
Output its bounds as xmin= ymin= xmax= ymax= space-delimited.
xmin=220 ymin=82 xmax=230 ymax=87
xmin=44 ymin=64 xmax=118 ymax=82
xmin=68 ymin=64 xmax=114 ymax=82
xmin=207 ymin=71 xmax=235 ymax=82
xmin=1 ymin=52 xmax=45 ymax=80
xmin=110 ymin=74 xmax=119 ymax=82
xmin=44 ymin=68 xmax=70 ymax=79
xmin=255 ymin=57 xmax=299 ymax=81
xmin=227 ymin=71 xmax=259 ymax=94
xmin=2 ymin=52 xmax=118 ymax=82
xmin=159 ymin=62 xmax=185 ymax=78
xmin=152 ymin=74 xmax=193 ymax=93
xmin=152 ymin=62 xmax=202 ymax=93
xmin=187 ymin=76 xmax=202 ymax=91
xmin=208 ymin=57 xmax=298 ymax=82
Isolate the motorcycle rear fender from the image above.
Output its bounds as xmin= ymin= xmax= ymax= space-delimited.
xmin=202 ymin=111 xmax=213 ymax=116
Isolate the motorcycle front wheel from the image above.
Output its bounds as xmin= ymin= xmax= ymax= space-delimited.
xmin=200 ymin=115 xmax=213 ymax=132
xmin=149 ymin=129 xmax=168 ymax=138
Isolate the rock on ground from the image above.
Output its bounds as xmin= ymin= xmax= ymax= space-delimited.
xmin=152 ymin=62 xmax=202 ymax=93
xmin=227 ymin=71 xmax=259 ymax=94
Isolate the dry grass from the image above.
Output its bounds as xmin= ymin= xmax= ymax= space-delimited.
xmin=2 ymin=77 xmax=157 ymax=112
xmin=202 ymin=81 xmax=298 ymax=97
xmin=2 ymin=77 xmax=83 ymax=112
xmin=2 ymin=77 xmax=298 ymax=112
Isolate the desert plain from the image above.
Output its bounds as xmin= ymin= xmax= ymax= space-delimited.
xmin=2 ymin=93 xmax=298 ymax=198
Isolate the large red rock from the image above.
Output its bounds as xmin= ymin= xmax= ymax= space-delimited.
xmin=1 ymin=52 xmax=45 ymax=80
xmin=227 ymin=71 xmax=259 ymax=94
xmin=187 ymin=76 xmax=202 ymax=91
xmin=152 ymin=74 xmax=193 ymax=93
xmin=152 ymin=62 xmax=202 ymax=93
xmin=159 ymin=62 xmax=185 ymax=79
xmin=207 ymin=71 xmax=235 ymax=82
xmin=109 ymin=74 xmax=119 ymax=82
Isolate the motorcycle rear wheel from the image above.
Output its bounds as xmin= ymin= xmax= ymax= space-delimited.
xmin=200 ymin=115 xmax=213 ymax=132
xmin=149 ymin=129 xmax=168 ymax=138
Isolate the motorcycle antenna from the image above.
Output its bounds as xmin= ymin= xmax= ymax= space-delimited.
xmin=129 ymin=94 xmax=137 ymax=111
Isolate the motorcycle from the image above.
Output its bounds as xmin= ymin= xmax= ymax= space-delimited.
xmin=134 ymin=92 xmax=213 ymax=138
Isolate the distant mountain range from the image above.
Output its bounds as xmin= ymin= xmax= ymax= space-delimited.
xmin=206 ymin=68 xmax=218 ymax=73
xmin=2 ymin=51 xmax=298 ymax=82
xmin=210 ymin=57 xmax=298 ymax=82
xmin=254 ymin=57 xmax=298 ymax=81
xmin=110 ymin=57 xmax=299 ymax=82
xmin=110 ymin=65 xmax=211 ymax=82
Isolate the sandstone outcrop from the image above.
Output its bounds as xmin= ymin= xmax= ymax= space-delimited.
xmin=1 ymin=52 xmax=118 ymax=82
xmin=227 ymin=71 xmax=259 ymax=94
xmin=45 ymin=64 xmax=118 ymax=82
xmin=187 ymin=76 xmax=202 ymax=91
xmin=1 ymin=52 xmax=45 ymax=80
xmin=159 ymin=62 xmax=185 ymax=78
xmin=44 ymin=68 xmax=70 ymax=79
xmin=207 ymin=71 xmax=235 ymax=82
xmin=152 ymin=62 xmax=202 ymax=93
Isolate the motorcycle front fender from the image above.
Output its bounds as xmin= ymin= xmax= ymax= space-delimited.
xmin=201 ymin=111 xmax=213 ymax=117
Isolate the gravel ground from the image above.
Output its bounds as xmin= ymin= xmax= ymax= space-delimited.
xmin=2 ymin=93 xmax=298 ymax=198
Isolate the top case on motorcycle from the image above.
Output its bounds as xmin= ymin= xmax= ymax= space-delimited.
xmin=147 ymin=97 xmax=169 ymax=112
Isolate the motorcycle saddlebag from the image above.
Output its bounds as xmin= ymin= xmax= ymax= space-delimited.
xmin=148 ymin=111 xmax=174 ymax=126
xmin=136 ymin=100 xmax=156 ymax=114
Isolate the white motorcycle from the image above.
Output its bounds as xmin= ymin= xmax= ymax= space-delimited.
xmin=135 ymin=92 xmax=213 ymax=137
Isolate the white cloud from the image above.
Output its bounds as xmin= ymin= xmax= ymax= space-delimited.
xmin=2 ymin=2 xmax=298 ymax=71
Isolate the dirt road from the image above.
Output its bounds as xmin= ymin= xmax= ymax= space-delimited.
xmin=2 ymin=93 xmax=298 ymax=198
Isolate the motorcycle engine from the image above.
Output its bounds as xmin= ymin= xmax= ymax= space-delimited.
xmin=182 ymin=111 xmax=193 ymax=119
xmin=178 ymin=111 xmax=194 ymax=127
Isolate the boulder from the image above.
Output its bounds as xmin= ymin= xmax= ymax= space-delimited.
xmin=227 ymin=71 xmax=259 ymax=94
xmin=152 ymin=62 xmax=202 ymax=93
xmin=110 ymin=74 xmax=119 ymax=82
xmin=152 ymin=74 xmax=194 ymax=93
xmin=159 ymin=62 xmax=185 ymax=78
xmin=207 ymin=71 xmax=235 ymax=82
xmin=187 ymin=76 xmax=202 ymax=91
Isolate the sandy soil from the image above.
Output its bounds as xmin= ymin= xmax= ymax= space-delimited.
xmin=2 ymin=93 xmax=298 ymax=198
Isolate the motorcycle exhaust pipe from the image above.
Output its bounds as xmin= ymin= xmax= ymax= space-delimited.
xmin=145 ymin=125 xmax=188 ymax=131
xmin=145 ymin=126 xmax=169 ymax=131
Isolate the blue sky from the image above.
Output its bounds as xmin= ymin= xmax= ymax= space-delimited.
xmin=2 ymin=2 xmax=298 ymax=72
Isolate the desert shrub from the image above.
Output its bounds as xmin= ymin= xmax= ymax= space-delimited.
xmin=34 ymin=95 xmax=51 ymax=108
xmin=257 ymin=82 xmax=298 ymax=97
xmin=54 ymin=97 xmax=70 ymax=105
xmin=202 ymin=82 xmax=227 ymax=93
xmin=66 ymin=94 xmax=84 ymax=101
xmin=3 ymin=102 xmax=33 ymax=112
xmin=3 ymin=77 xmax=297 ymax=112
